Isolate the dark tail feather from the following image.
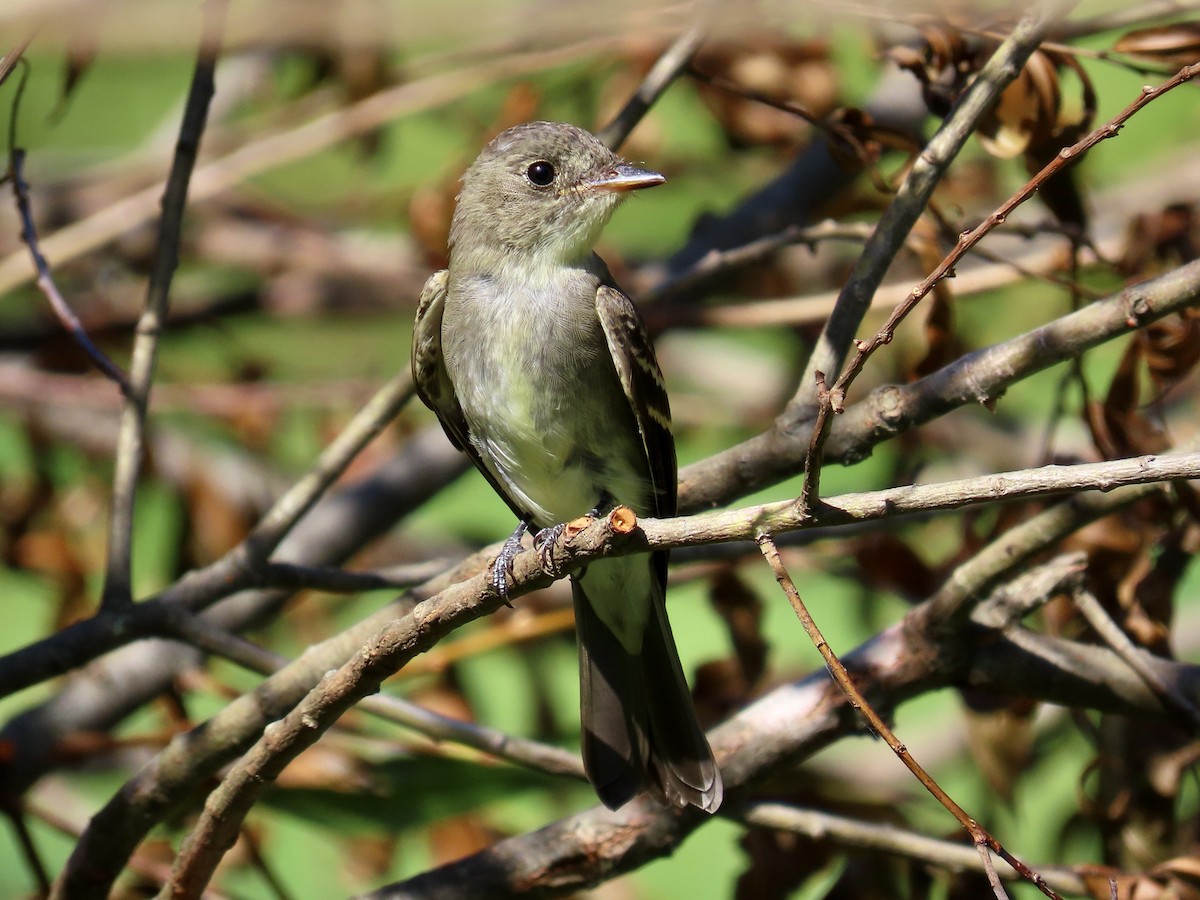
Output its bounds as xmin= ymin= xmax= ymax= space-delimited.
xmin=573 ymin=575 xmax=723 ymax=813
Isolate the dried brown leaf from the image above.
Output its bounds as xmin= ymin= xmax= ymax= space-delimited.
xmin=1088 ymin=335 xmax=1170 ymax=460
xmin=276 ymin=743 xmax=373 ymax=793
xmin=1114 ymin=23 xmax=1200 ymax=68
xmin=978 ymin=50 xmax=1061 ymax=159
xmin=850 ymin=533 xmax=939 ymax=601
xmin=1120 ymin=204 xmax=1199 ymax=278
xmin=886 ymin=24 xmax=974 ymax=117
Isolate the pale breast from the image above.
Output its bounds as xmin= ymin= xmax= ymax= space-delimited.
xmin=441 ymin=269 xmax=652 ymax=526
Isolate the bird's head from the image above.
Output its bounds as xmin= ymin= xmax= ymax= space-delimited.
xmin=449 ymin=121 xmax=664 ymax=271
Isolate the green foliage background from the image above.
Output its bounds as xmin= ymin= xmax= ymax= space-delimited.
xmin=1 ymin=13 xmax=1199 ymax=898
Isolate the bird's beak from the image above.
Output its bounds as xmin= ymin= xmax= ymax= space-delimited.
xmin=588 ymin=163 xmax=666 ymax=193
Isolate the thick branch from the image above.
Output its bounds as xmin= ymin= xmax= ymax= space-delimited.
xmin=366 ymin=559 xmax=1193 ymax=898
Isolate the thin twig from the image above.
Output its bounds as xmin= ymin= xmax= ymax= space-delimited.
xmin=755 ymin=533 xmax=1061 ymax=899
xmin=0 ymin=35 xmax=33 ymax=88
xmin=978 ymin=844 xmax=1012 ymax=899
xmin=684 ymin=63 xmax=908 ymax=194
xmin=5 ymin=37 xmax=131 ymax=393
xmin=1 ymin=807 xmax=50 ymax=897
xmin=158 ymin=556 xmax=537 ymax=898
xmin=0 ymin=370 xmax=423 ymax=698
xmin=25 ymin=801 xmax=231 ymax=899
xmin=238 ymin=828 xmax=293 ymax=900
xmin=256 ymin=559 xmax=454 ymax=593
xmin=654 ymin=451 xmax=1200 ymax=551
xmin=100 ymin=1 xmax=227 ymax=611
xmin=234 ymin=369 xmax=417 ymax=570
xmin=8 ymin=150 xmax=131 ymax=393
xmin=167 ymin=613 xmax=585 ymax=778
xmin=642 ymin=221 xmax=875 ymax=311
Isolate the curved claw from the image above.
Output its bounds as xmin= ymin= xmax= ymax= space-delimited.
xmin=492 ymin=521 xmax=530 ymax=599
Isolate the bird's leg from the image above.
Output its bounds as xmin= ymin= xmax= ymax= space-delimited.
xmin=492 ymin=519 xmax=531 ymax=598
xmin=533 ymin=492 xmax=614 ymax=576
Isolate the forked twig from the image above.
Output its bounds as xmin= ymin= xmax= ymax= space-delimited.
xmin=800 ymin=59 xmax=1200 ymax=516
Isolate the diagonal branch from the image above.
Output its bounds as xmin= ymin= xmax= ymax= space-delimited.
xmin=800 ymin=57 xmax=1200 ymax=514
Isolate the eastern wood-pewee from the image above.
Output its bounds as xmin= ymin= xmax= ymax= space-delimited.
xmin=412 ymin=121 xmax=722 ymax=812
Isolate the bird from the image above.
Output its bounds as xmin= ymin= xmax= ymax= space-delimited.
xmin=411 ymin=121 xmax=722 ymax=812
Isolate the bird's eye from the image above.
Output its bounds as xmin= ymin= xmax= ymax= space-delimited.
xmin=526 ymin=161 xmax=556 ymax=187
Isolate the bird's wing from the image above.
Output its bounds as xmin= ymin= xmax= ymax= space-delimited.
xmin=412 ymin=270 xmax=471 ymax=451
xmin=594 ymin=285 xmax=678 ymax=519
xmin=412 ymin=269 xmax=530 ymax=523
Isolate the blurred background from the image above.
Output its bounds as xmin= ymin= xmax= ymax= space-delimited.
xmin=1 ymin=1 xmax=1199 ymax=897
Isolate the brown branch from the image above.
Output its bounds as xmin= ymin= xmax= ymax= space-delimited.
xmin=791 ymin=3 xmax=1069 ymax=429
xmin=155 ymin=509 xmax=595 ymax=897
xmin=1071 ymin=586 xmax=1200 ymax=731
xmin=1 ymin=806 xmax=50 ymax=897
xmin=47 ymin=446 xmax=1195 ymax=896
xmin=365 ymin=554 xmax=1172 ymax=899
xmin=682 ymin=252 xmax=1200 ymax=510
xmin=0 ymin=369 xmax=422 ymax=696
xmin=166 ymin=609 xmax=585 ymax=777
xmin=101 ymin=465 xmax=1190 ymax=897
xmin=642 ymin=221 xmax=875 ymax=318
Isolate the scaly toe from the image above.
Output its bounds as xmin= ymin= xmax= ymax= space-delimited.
xmin=533 ymin=523 xmax=567 ymax=575
xmin=491 ymin=526 xmax=528 ymax=600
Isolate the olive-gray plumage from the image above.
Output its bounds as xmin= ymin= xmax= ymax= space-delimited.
xmin=412 ymin=121 xmax=721 ymax=811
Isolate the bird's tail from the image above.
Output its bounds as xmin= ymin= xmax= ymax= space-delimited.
xmin=573 ymin=561 xmax=723 ymax=813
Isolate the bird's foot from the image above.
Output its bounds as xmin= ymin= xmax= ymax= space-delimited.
xmin=533 ymin=523 xmax=567 ymax=577
xmin=492 ymin=520 xmax=530 ymax=600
